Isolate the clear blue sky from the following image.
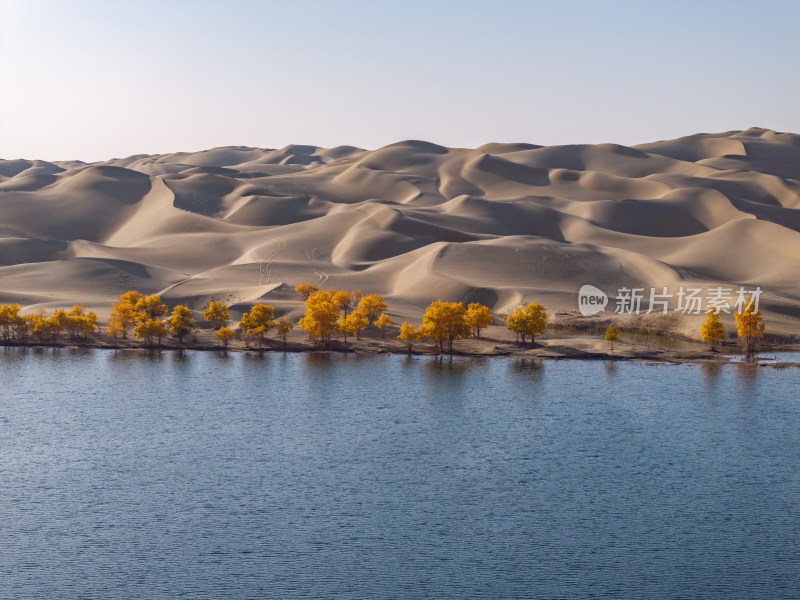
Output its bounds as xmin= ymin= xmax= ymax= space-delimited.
xmin=1 ymin=0 xmax=798 ymax=162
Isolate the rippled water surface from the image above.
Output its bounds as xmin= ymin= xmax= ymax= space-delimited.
xmin=1 ymin=348 xmax=799 ymax=598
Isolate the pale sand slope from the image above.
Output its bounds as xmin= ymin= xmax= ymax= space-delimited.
xmin=1 ymin=128 xmax=799 ymax=335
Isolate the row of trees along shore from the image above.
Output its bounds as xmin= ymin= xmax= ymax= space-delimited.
xmin=0 ymin=283 xmax=766 ymax=353
xmin=600 ymin=304 xmax=765 ymax=354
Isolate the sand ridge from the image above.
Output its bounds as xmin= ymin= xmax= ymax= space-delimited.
xmin=1 ymin=128 xmax=799 ymax=335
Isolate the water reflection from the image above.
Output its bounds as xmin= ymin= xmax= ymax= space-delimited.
xmin=399 ymin=354 xmax=418 ymax=367
xmin=106 ymin=348 xmax=168 ymax=372
xmin=141 ymin=348 xmax=166 ymax=363
xmin=170 ymin=350 xmax=191 ymax=365
xmin=509 ymin=358 xmax=545 ymax=384
xmin=242 ymin=350 xmax=270 ymax=362
xmin=65 ymin=347 xmax=93 ymax=358
xmin=420 ymin=356 xmax=480 ymax=402
xmin=423 ymin=355 xmax=477 ymax=377
xmin=700 ymin=363 xmax=723 ymax=391
xmin=734 ymin=360 xmax=760 ymax=395
xmin=302 ymin=351 xmax=343 ymax=373
xmin=108 ymin=348 xmax=144 ymax=362
xmin=604 ymin=360 xmax=619 ymax=376
xmin=0 ymin=346 xmax=27 ymax=363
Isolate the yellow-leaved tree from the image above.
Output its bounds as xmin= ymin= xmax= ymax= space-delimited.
xmin=11 ymin=309 xmax=27 ymax=340
xmin=0 ymin=303 xmax=24 ymax=341
xmin=506 ymin=302 xmax=547 ymax=345
xmin=109 ymin=291 xmax=144 ymax=338
xmin=167 ymin=305 xmax=195 ymax=344
xmin=398 ymin=322 xmax=422 ymax=352
xmin=700 ymin=310 xmax=725 ymax=350
xmin=332 ymin=290 xmax=354 ymax=317
xmin=276 ymin=316 xmax=293 ymax=344
xmin=106 ymin=319 xmax=124 ymax=346
xmin=466 ymin=303 xmax=492 ymax=339
xmin=24 ymin=309 xmax=62 ymax=340
xmin=604 ymin=325 xmax=620 ymax=350
xmin=734 ymin=302 xmax=764 ymax=355
xmin=339 ymin=309 xmax=368 ymax=341
xmin=240 ymin=303 xmax=276 ymax=349
xmin=25 ymin=310 xmax=52 ymax=340
xmin=135 ymin=294 xmax=167 ymax=321
xmin=420 ymin=301 xmax=471 ymax=353
xmin=216 ymin=327 xmax=235 ymax=348
xmin=295 ymin=283 xmax=320 ymax=300
xmin=49 ymin=309 xmax=70 ymax=338
xmin=134 ymin=318 xmax=168 ymax=346
xmin=356 ymin=293 xmax=387 ymax=326
xmin=375 ymin=313 xmax=391 ymax=338
xmin=66 ymin=304 xmax=98 ymax=338
xmin=299 ymin=290 xmax=340 ymax=345
xmin=203 ymin=300 xmax=230 ymax=330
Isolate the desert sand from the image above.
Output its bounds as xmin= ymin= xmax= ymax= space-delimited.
xmin=1 ymin=127 xmax=799 ymax=340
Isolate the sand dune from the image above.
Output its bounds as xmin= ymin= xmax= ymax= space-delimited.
xmin=2 ymin=128 xmax=799 ymax=334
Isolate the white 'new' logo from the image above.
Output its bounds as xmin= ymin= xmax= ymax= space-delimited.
xmin=578 ymin=284 xmax=608 ymax=316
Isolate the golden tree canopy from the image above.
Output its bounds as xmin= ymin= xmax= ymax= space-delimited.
xmin=203 ymin=301 xmax=230 ymax=329
xmin=134 ymin=318 xmax=168 ymax=345
xmin=276 ymin=316 xmax=294 ymax=343
xmin=66 ymin=304 xmax=98 ymax=337
xmin=734 ymin=302 xmax=764 ymax=353
xmin=299 ymin=290 xmax=340 ymax=344
xmin=466 ymin=303 xmax=492 ymax=338
xmin=106 ymin=319 xmax=124 ymax=341
xmin=240 ymin=303 xmax=276 ymax=347
xmin=135 ymin=294 xmax=167 ymax=320
xmin=167 ymin=305 xmax=195 ymax=342
xmin=420 ymin=301 xmax=471 ymax=352
xmin=506 ymin=302 xmax=547 ymax=344
xmin=332 ymin=290 xmax=354 ymax=315
xmin=356 ymin=294 xmax=388 ymax=326
xmin=215 ymin=326 xmax=235 ymax=347
xmin=340 ymin=309 xmax=368 ymax=340
xmin=295 ymin=283 xmax=320 ymax=300
xmin=700 ymin=310 xmax=726 ymax=347
xmin=118 ymin=291 xmax=144 ymax=307
xmin=0 ymin=304 xmax=24 ymax=340
xmin=48 ymin=309 xmax=70 ymax=337
xmin=26 ymin=311 xmax=52 ymax=339
xmin=109 ymin=291 xmax=143 ymax=338
xmin=398 ymin=322 xmax=421 ymax=350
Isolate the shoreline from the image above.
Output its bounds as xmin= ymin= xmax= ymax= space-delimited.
xmin=3 ymin=335 xmax=799 ymax=368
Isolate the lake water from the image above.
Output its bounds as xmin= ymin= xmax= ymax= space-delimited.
xmin=1 ymin=348 xmax=799 ymax=599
